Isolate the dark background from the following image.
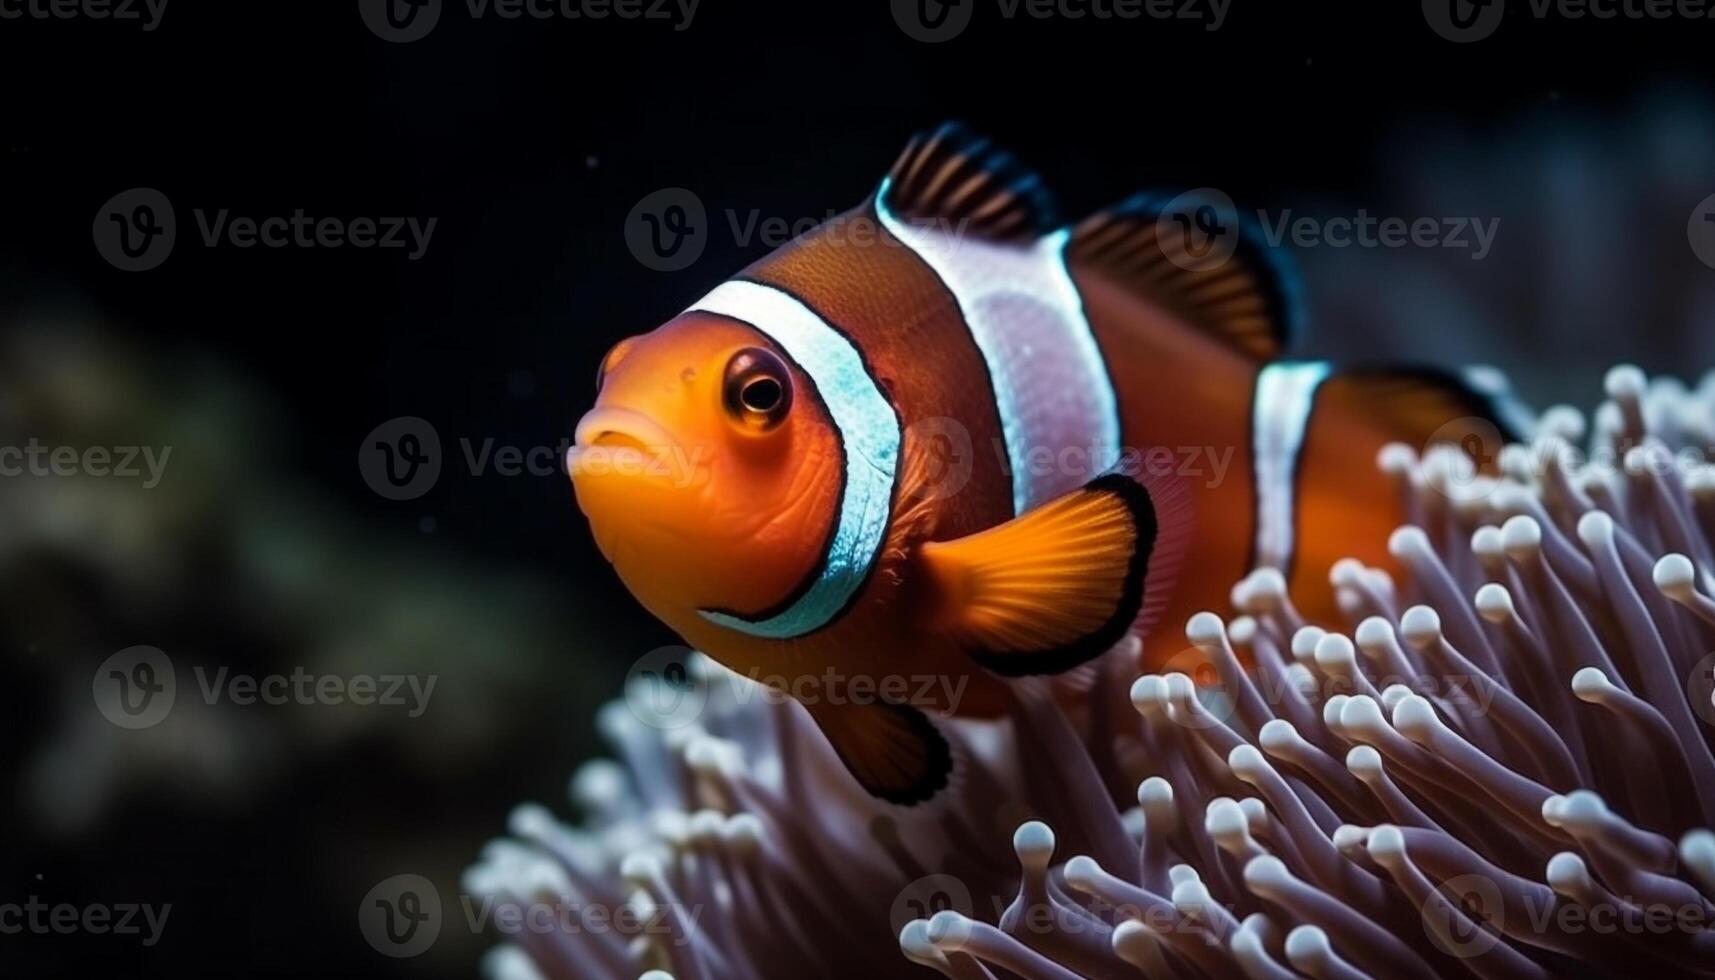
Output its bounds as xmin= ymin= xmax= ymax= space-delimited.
xmin=2 ymin=0 xmax=1714 ymax=975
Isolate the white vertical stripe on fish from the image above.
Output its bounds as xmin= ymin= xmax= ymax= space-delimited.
xmin=875 ymin=179 xmax=1121 ymax=515
xmin=685 ymin=279 xmax=901 ymax=639
xmin=1252 ymin=360 xmax=1332 ymax=572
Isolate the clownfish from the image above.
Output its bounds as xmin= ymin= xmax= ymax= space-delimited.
xmin=569 ymin=123 xmax=1518 ymax=805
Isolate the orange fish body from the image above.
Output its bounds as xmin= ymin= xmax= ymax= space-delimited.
xmin=570 ymin=124 xmax=1519 ymax=803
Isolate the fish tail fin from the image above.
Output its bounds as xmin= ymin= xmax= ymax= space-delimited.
xmin=918 ymin=470 xmax=1193 ymax=678
xmin=1066 ymin=190 xmax=1305 ymax=361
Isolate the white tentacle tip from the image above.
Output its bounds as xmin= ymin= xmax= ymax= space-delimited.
xmin=1390 ymin=695 xmax=1439 ymax=740
xmin=1284 ymin=925 xmax=1334 ymax=971
xmin=1243 ymin=854 xmax=1292 ymax=892
xmin=1471 ymin=525 xmax=1506 ymax=561
xmin=1378 ymin=442 xmax=1418 ymax=475
xmin=1655 ymin=554 xmax=1698 ymax=600
xmin=1570 ymin=667 xmax=1612 ymax=702
xmin=1111 ymin=919 xmax=1155 ymax=962
xmin=1346 ymin=745 xmax=1383 ymax=779
xmin=1399 ymin=606 xmax=1442 ymax=650
xmin=1576 ymin=510 xmax=1615 ymax=549
xmin=1062 ymin=855 xmax=1102 ymax=893
xmin=1228 ymin=744 xmax=1270 ymax=781
xmin=1501 ymin=514 xmax=1543 ymax=556
xmin=1186 ymin=611 xmax=1227 ymax=649
xmin=1258 ymin=719 xmax=1298 ymax=754
xmin=1314 ymin=633 xmax=1359 ymax=672
xmin=1138 ymin=775 xmax=1174 ymax=811
xmin=1604 ymin=364 xmax=1647 ymax=402
xmin=1290 ymin=626 xmax=1326 ymax=664
xmin=1354 ymin=617 xmax=1394 ymax=657
xmin=1546 ymin=852 xmax=1591 ymax=895
xmin=1206 ymin=799 xmax=1252 ymax=849
xmin=1388 ymin=525 xmax=1432 ymax=561
xmin=925 ymin=910 xmax=975 ymax=950
xmin=898 ymin=920 xmax=944 ymax=964
xmin=1247 ymin=568 xmax=1288 ymax=608
xmin=1013 ymin=820 xmax=1056 ymax=867
xmin=619 ymin=852 xmax=662 ymax=885
xmin=1474 ymin=583 xmax=1513 ymax=623
xmin=1131 ymin=675 xmax=1170 ymax=716
xmin=1367 ymin=824 xmax=1407 ymax=867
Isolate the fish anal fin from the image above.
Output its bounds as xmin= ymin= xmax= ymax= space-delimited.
xmin=919 ymin=474 xmax=1160 ymax=677
xmin=1068 ymin=191 xmax=1302 ymax=360
xmin=879 ymin=121 xmax=1058 ymax=243
xmin=805 ymin=699 xmax=952 ymax=806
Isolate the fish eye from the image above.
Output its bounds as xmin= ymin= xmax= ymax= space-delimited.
xmin=722 ymin=347 xmax=794 ymax=431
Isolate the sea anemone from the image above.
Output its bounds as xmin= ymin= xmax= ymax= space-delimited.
xmin=468 ymin=365 xmax=1715 ymax=979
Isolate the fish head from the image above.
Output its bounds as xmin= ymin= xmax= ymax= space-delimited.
xmin=569 ymin=311 xmax=843 ymax=633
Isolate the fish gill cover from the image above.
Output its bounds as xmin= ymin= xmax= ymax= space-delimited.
xmin=469 ymin=365 xmax=1715 ymax=980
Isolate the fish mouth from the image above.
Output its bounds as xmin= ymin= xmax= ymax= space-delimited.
xmin=567 ymin=407 xmax=688 ymax=481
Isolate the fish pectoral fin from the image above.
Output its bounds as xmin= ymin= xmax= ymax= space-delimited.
xmin=1067 ymin=191 xmax=1301 ymax=360
xmin=805 ymin=699 xmax=952 ymax=806
xmin=920 ymin=474 xmax=1159 ymax=677
xmin=878 ymin=121 xmax=1058 ymax=243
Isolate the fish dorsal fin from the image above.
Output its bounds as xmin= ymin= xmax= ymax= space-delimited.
xmin=1068 ymin=192 xmax=1304 ymax=360
xmin=1325 ymin=365 xmax=1530 ymax=446
xmin=881 ymin=122 xmax=1058 ymax=243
